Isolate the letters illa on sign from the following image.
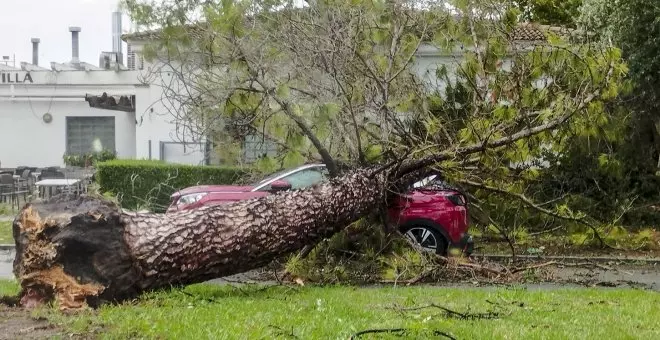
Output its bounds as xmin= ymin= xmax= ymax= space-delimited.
xmin=0 ymin=72 xmax=33 ymax=84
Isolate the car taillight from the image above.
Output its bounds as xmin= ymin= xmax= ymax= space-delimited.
xmin=446 ymin=194 xmax=466 ymax=206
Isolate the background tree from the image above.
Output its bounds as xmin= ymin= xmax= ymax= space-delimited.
xmin=513 ymin=0 xmax=582 ymax=27
xmin=543 ymin=0 xmax=660 ymax=229
xmin=578 ymin=0 xmax=660 ymax=171
xmin=454 ymin=0 xmax=660 ymax=245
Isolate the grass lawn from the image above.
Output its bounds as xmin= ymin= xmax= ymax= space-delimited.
xmin=1 ymin=280 xmax=659 ymax=339
xmin=0 ymin=280 xmax=17 ymax=295
xmin=0 ymin=221 xmax=12 ymax=244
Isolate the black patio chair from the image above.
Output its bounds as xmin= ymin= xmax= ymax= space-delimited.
xmin=38 ymin=170 xmax=65 ymax=181
xmin=0 ymin=173 xmax=18 ymax=210
xmin=14 ymin=169 xmax=32 ymax=201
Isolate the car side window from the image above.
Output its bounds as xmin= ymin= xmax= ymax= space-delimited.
xmin=282 ymin=168 xmax=327 ymax=190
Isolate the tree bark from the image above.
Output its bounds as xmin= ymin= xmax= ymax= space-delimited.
xmin=12 ymin=169 xmax=385 ymax=309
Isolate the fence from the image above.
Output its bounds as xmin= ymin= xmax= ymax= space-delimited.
xmin=159 ymin=141 xmax=207 ymax=166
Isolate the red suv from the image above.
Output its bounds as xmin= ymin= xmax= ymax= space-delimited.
xmin=166 ymin=164 xmax=473 ymax=255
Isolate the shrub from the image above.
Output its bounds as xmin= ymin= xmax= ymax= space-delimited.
xmin=63 ymin=149 xmax=117 ymax=167
xmin=96 ymin=160 xmax=249 ymax=212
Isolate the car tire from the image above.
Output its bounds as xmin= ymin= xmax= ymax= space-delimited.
xmin=400 ymin=225 xmax=448 ymax=255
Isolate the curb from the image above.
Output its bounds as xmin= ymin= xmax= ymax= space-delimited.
xmin=472 ymin=253 xmax=660 ymax=264
xmin=0 ymin=244 xmax=15 ymax=251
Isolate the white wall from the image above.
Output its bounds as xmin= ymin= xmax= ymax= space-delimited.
xmin=0 ymin=99 xmax=135 ymax=168
xmin=412 ymin=54 xmax=462 ymax=94
xmin=134 ymin=83 xmax=207 ymax=163
xmin=0 ymin=69 xmax=140 ymax=168
xmin=131 ymin=48 xmax=207 ymax=165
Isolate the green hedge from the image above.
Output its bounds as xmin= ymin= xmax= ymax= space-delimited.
xmin=96 ymin=160 xmax=249 ymax=212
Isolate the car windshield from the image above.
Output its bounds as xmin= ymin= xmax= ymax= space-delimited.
xmin=412 ymin=174 xmax=452 ymax=189
xmin=413 ymin=175 xmax=439 ymax=188
xmin=253 ymin=168 xmax=294 ymax=186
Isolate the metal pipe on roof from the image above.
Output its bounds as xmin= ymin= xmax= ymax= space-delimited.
xmin=69 ymin=26 xmax=81 ymax=65
xmin=112 ymin=11 xmax=123 ymax=65
xmin=31 ymin=38 xmax=40 ymax=66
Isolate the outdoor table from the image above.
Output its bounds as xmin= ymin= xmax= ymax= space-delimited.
xmin=35 ymin=179 xmax=81 ymax=199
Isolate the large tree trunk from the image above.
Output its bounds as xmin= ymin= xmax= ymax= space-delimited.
xmin=12 ymin=169 xmax=385 ymax=309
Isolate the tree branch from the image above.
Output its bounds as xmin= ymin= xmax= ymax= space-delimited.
xmin=396 ymin=91 xmax=599 ymax=177
xmin=266 ymin=89 xmax=339 ymax=175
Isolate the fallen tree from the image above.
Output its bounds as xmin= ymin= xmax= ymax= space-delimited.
xmin=5 ymin=0 xmax=630 ymax=311
xmin=12 ymin=169 xmax=386 ymax=309
xmin=9 ymin=104 xmax=605 ymax=309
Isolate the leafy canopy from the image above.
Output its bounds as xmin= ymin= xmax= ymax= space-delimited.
xmin=123 ymin=0 xmax=631 ymax=232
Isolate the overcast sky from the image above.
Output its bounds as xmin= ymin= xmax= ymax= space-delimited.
xmin=0 ymin=0 xmax=133 ymax=68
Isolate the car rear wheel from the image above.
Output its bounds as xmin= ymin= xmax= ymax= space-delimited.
xmin=401 ymin=225 xmax=448 ymax=255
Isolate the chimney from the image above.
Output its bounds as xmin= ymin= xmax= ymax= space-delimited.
xmin=112 ymin=11 xmax=124 ymax=65
xmin=69 ymin=26 xmax=81 ymax=65
xmin=31 ymin=38 xmax=40 ymax=66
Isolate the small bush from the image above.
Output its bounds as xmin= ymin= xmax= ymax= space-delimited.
xmin=96 ymin=160 xmax=249 ymax=212
xmin=63 ymin=149 xmax=117 ymax=167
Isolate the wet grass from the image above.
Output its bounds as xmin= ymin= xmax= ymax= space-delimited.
xmin=1 ymin=280 xmax=657 ymax=339
xmin=0 ymin=279 xmax=18 ymax=296
xmin=0 ymin=221 xmax=12 ymax=244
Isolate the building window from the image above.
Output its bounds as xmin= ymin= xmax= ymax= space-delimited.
xmin=66 ymin=117 xmax=116 ymax=154
xmin=243 ymin=134 xmax=278 ymax=163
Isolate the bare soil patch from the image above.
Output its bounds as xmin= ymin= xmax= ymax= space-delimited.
xmin=0 ymin=306 xmax=62 ymax=340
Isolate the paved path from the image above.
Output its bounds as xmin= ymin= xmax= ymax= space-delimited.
xmin=1 ymin=249 xmax=658 ymax=291
xmin=0 ymin=249 xmax=13 ymax=280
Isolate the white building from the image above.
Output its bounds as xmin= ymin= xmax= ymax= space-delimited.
xmin=0 ymin=62 xmax=139 ymax=168
xmin=0 ymin=13 xmax=209 ymax=169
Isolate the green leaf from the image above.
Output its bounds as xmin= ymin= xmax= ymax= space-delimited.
xmin=373 ymin=55 xmax=389 ymax=72
xmin=291 ymin=104 xmax=304 ymax=116
xmin=364 ymin=144 xmax=383 ymax=161
xmin=487 ymin=224 xmax=500 ymax=234
xmin=283 ymin=151 xmax=305 ymax=168
xmin=287 ymin=132 xmax=305 ymax=149
xmin=424 ymin=118 xmax=440 ymax=136
xmin=255 ymin=156 xmax=278 ymax=173
xmin=538 ymin=108 xmax=553 ymax=121
xmin=458 ymin=127 xmax=473 ymax=143
xmin=371 ymin=30 xmax=388 ymax=44
xmin=276 ymin=85 xmax=290 ymax=98
xmin=546 ymin=33 xmax=563 ymax=46
xmin=493 ymin=105 xmax=515 ymax=121
xmin=319 ymin=103 xmax=341 ymax=121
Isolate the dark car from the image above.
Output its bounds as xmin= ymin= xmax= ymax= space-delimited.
xmin=166 ymin=164 xmax=473 ymax=255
